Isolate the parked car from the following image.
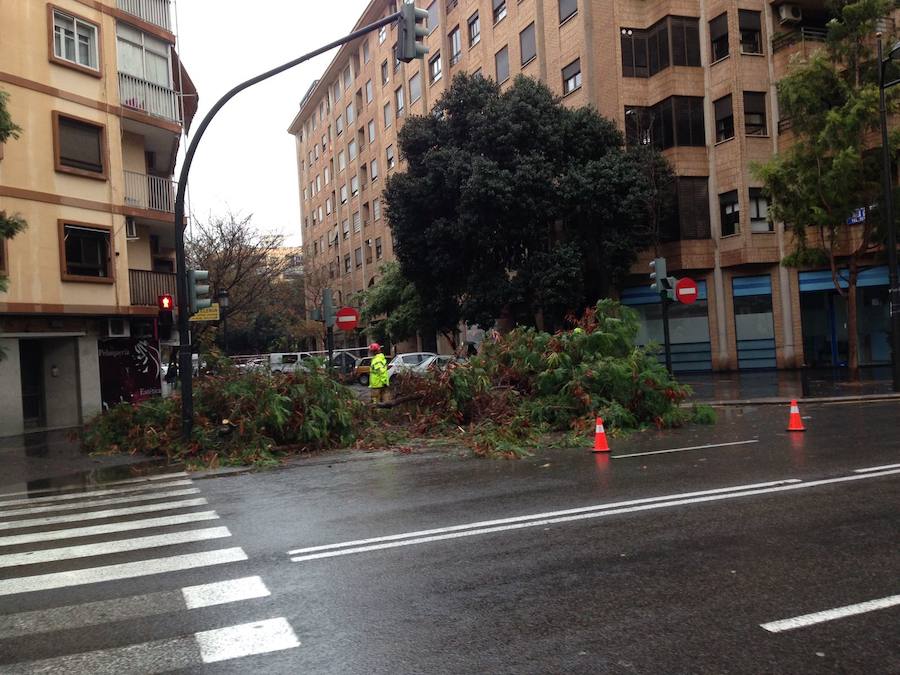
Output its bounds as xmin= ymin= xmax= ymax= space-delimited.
xmin=268 ymin=352 xmax=313 ymax=373
xmin=387 ymin=352 xmax=438 ymax=382
xmin=329 ymin=351 xmax=359 ymax=375
xmin=355 ymin=356 xmax=373 ymax=386
xmin=413 ymin=355 xmax=459 ymax=374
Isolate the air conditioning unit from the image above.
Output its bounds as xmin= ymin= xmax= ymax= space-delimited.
xmin=778 ymin=4 xmax=803 ymax=24
xmin=107 ymin=318 xmax=131 ymax=338
xmin=125 ymin=218 xmax=139 ymax=240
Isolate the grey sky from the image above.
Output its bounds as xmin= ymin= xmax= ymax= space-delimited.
xmin=175 ymin=1 xmax=371 ymax=246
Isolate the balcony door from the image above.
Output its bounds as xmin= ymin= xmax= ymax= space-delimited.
xmin=117 ymin=23 xmax=174 ymax=119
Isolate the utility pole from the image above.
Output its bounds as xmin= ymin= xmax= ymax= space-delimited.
xmin=173 ymin=9 xmax=409 ymax=436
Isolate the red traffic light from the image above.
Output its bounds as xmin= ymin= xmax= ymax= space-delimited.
xmin=158 ymin=294 xmax=174 ymax=310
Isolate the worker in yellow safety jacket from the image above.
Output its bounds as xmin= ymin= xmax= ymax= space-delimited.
xmin=368 ymin=343 xmax=389 ymax=404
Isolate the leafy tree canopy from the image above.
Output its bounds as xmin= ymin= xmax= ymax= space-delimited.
xmin=357 ymin=261 xmax=427 ymax=348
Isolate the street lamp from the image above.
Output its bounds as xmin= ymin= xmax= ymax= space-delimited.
xmin=217 ymin=289 xmax=230 ymax=356
xmin=876 ymin=34 xmax=900 ymax=391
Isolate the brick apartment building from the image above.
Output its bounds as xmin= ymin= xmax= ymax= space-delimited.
xmin=289 ymin=0 xmax=897 ymax=370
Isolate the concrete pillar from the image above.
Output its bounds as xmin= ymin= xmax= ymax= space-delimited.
xmin=42 ymin=339 xmax=80 ymax=429
xmin=77 ymin=335 xmax=102 ymax=422
xmin=0 ymin=339 xmax=24 ymax=437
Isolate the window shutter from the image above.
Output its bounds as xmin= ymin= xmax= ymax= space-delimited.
xmin=59 ymin=117 xmax=102 ymax=172
xmin=743 ymin=91 xmax=765 ymax=115
xmin=738 ymin=10 xmax=761 ymax=31
xmin=558 ymin=0 xmax=577 ymax=23
xmin=562 ymin=58 xmax=580 ymax=81
xmin=715 ymin=95 xmax=732 ymax=121
xmin=520 ymin=23 xmax=536 ymax=64
xmin=709 ymin=13 xmax=728 ymax=41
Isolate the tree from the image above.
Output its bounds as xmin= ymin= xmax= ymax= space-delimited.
xmin=0 ymin=89 xmax=26 ymax=297
xmin=384 ymin=73 xmax=671 ymax=333
xmin=754 ymin=0 xmax=898 ymax=375
xmin=357 ymin=261 xmax=427 ymax=349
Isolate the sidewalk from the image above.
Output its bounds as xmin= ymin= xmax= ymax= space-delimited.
xmin=681 ymin=366 xmax=898 ymax=405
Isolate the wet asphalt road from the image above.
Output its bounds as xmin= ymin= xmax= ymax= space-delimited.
xmin=0 ymin=400 xmax=898 ymax=674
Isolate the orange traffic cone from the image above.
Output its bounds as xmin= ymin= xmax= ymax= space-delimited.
xmin=592 ymin=417 xmax=610 ymax=453
xmin=786 ymin=400 xmax=806 ymax=432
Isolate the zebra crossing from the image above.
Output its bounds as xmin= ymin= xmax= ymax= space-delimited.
xmin=0 ymin=470 xmax=300 ymax=673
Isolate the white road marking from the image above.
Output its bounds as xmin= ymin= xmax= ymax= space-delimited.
xmin=196 ymin=617 xmax=300 ymax=663
xmin=182 ymin=575 xmax=271 ymax=609
xmin=0 ymin=487 xmax=200 ymax=518
xmin=0 ymin=497 xmax=208 ymax=531
xmin=0 ymin=479 xmax=193 ymax=509
xmin=288 ymin=478 xmax=801 ymax=556
xmin=0 ymin=547 xmax=247 ymax=596
xmin=0 ymin=510 xmax=219 ymax=547
xmin=0 ymin=471 xmax=190 ymax=499
xmin=612 ymin=439 xmax=759 ymax=459
xmin=289 ymin=469 xmax=900 ymax=563
xmin=761 ymin=593 xmax=900 ymax=632
xmin=0 ymin=575 xmax=269 ymax=638
xmin=0 ymin=526 xmax=231 ymax=568
xmin=854 ymin=463 xmax=900 ymax=473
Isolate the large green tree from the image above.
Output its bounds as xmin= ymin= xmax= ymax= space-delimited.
xmin=384 ymin=73 xmax=671 ymax=334
xmin=357 ymin=261 xmax=428 ymax=349
xmin=754 ymin=0 xmax=899 ymax=374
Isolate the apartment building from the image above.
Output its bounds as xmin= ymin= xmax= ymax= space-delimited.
xmin=290 ymin=0 xmax=897 ymax=370
xmin=0 ymin=0 xmax=196 ymax=435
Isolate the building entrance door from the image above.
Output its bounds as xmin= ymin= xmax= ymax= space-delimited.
xmin=19 ymin=340 xmax=45 ymax=428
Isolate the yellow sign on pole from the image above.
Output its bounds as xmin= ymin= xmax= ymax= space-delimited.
xmin=189 ymin=303 xmax=220 ymax=322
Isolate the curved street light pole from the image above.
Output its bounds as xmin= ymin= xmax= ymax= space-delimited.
xmin=175 ymin=11 xmax=401 ymax=436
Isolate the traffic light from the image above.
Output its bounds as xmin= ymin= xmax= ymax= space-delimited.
xmin=187 ymin=270 xmax=211 ymax=315
xmin=649 ymin=257 xmax=667 ymax=294
xmin=322 ymin=288 xmax=335 ymax=328
xmin=157 ymin=294 xmax=174 ymax=340
xmin=397 ymin=1 xmax=429 ymax=63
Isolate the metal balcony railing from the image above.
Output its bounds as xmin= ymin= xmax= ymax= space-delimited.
xmin=772 ymin=26 xmax=828 ymax=54
xmin=117 ymin=0 xmax=172 ymax=31
xmin=129 ymin=269 xmax=177 ymax=306
xmin=118 ymin=72 xmax=181 ymax=123
xmin=124 ymin=171 xmax=175 ymax=213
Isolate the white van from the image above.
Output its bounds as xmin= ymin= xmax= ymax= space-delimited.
xmin=268 ymin=352 xmax=313 ymax=373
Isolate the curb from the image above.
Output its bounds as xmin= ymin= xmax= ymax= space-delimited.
xmin=698 ymin=393 xmax=900 ymax=407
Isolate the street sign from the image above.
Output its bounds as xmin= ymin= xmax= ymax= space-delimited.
xmin=675 ymin=277 xmax=699 ymax=305
xmin=335 ymin=306 xmax=360 ymax=331
xmin=189 ymin=303 xmax=220 ymax=322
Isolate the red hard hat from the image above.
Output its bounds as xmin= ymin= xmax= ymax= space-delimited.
xmin=368 ymin=343 xmax=381 ymax=352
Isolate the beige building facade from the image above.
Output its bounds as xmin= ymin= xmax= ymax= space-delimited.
xmin=0 ymin=0 xmax=196 ymax=435
xmin=290 ymin=0 xmax=896 ymax=370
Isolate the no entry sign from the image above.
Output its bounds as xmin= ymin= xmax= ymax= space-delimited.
xmin=335 ymin=306 xmax=360 ymax=331
xmin=675 ymin=277 xmax=699 ymax=305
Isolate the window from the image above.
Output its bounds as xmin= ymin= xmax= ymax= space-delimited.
xmin=117 ymin=23 xmax=171 ymax=90
xmin=381 ymin=60 xmax=389 ymax=85
xmin=427 ymin=1 xmax=439 ymax=34
xmin=353 ymin=210 xmax=362 ymax=232
xmin=720 ymin=190 xmax=740 ymax=236
xmin=343 ymin=65 xmax=353 ymax=91
xmin=346 ymin=103 xmax=355 ymax=125
xmin=379 ymin=25 xmax=387 ymax=44
xmin=621 ymin=17 xmax=699 ymax=78
xmin=324 ymin=166 xmax=331 ymax=184
xmin=352 ymin=247 xmax=361 ymax=268
xmin=744 ymin=91 xmax=767 ymax=135
xmin=670 ymin=17 xmax=701 ymax=67
xmin=333 ymin=80 xmax=342 ymax=103
xmin=450 ymin=26 xmax=462 ymax=65
xmin=51 ymin=8 xmax=99 ymax=72
xmin=473 ymin=67 xmax=482 ymax=78
xmin=384 ymin=102 xmax=393 ymax=128
xmin=493 ymin=0 xmax=507 ymax=24
xmin=303 ymin=187 xmax=308 ymax=202
xmin=375 ymin=237 xmax=383 ymax=259
xmin=409 ymin=72 xmax=422 ymax=103
xmin=365 ymin=80 xmax=374 ymax=103
xmin=374 ymin=198 xmax=382 ymax=220
xmin=326 ymin=196 xmax=333 ymax=214
xmin=342 ymin=218 xmax=350 ymax=239
xmin=710 ymin=13 xmax=729 ymax=62
xmin=395 ymin=86 xmax=405 ymax=117
xmin=386 ymin=145 xmax=396 ymax=169
xmin=559 ymin=0 xmax=577 ymax=23
xmin=520 ymin=23 xmax=536 ymax=66
xmin=495 ymin=46 xmax=509 ymax=82
xmin=351 ymin=175 xmax=359 ymax=196
xmin=675 ymin=177 xmax=711 ymax=240
xmin=61 ymin=222 xmax=112 ymax=281
xmin=393 ymin=43 xmax=401 ymax=72
xmin=316 ymin=174 xmax=322 ymax=192
xmin=338 ymin=150 xmax=346 ymax=171
xmin=624 ymin=97 xmax=705 ymax=149
xmin=53 ymin=112 xmax=107 ymax=179
xmin=368 ymin=119 xmax=376 ymax=142
xmin=322 ymin=133 xmax=328 ymax=151
xmin=371 ymin=158 xmax=379 ymax=181
xmin=340 ymin=184 xmax=348 ymax=204
xmin=349 ymin=139 xmax=358 ymax=160
xmin=429 ymin=52 xmax=442 ymax=83
xmin=314 ymin=143 xmax=320 ymax=159
xmin=363 ymin=40 xmax=371 ymax=63
xmin=336 ymin=114 xmax=344 ymax=136
xmin=344 ymin=254 xmax=352 ymax=274
xmin=739 ymin=10 xmax=762 ymax=54
xmin=562 ymin=59 xmax=581 ymax=94
xmin=714 ymin=94 xmax=734 ymax=142
xmin=468 ymin=12 xmax=481 ymax=47
xmin=749 ymin=188 xmax=771 ymax=232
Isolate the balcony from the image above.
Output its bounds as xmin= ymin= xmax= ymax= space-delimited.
xmin=124 ymin=171 xmax=175 ymax=213
xmin=772 ymin=26 xmax=827 ymax=54
xmin=118 ymin=72 xmax=181 ymax=123
xmin=129 ymin=269 xmax=177 ymax=306
xmin=117 ymin=0 xmax=172 ymax=32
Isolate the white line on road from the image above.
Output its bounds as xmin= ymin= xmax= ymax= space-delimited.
xmin=196 ymin=618 xmax=300 ymax=663
xmin=0 ymin=547 xmax=247 ymax=596
xmin=0 ymin=576 xmax=269 ymax=638
xmin=0 ymin=510 xmax=219 ymax=547
xmin=854 ymin=463 xmax=900 ymax=473
xmin=0 ymin=472 xmax=190 ymax=499
xmin=612 ymin=439 xmax=759 ymax=459
xmin=761 ymin=594 xmax=900 ymax=632
xmin=288 ymin=478 xmax=801 ymax=556
xmin=289 ymin=469 xmax=900 ymax=563
xmin=0 ymin=526 xmax=231 ymax=568
xmin=0 ymin=487 xmax=200 ymax=518
xmin=0 ymin=479 xmax=193 ymax=509
xmin=0 ymin=497 xmax=208 ymax=531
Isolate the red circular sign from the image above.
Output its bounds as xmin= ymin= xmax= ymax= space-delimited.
xmin=675 ymin=277 xmax=699 ymax=305
xmin=335 ymin=306 xmax=360 ymax=331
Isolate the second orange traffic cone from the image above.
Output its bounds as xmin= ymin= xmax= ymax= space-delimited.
xmin=592 ymin=417 xmax=610 ymax=453
xmin=786 ymin=400 xmax=806 ymax=432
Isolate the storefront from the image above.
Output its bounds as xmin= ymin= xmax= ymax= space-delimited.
xmin=732 ymin=275 xmax=777 ymax=370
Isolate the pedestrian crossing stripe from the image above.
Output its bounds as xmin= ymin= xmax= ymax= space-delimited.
xmin=0 ymin=497 xmax=209 ymax=530
xmin=0 ymin=471 xmax=190 ymax=500
xmin=0 ymin=478 xmax=194 ymax=509
xmin=0 ymin=487 xmax=200 ymax=518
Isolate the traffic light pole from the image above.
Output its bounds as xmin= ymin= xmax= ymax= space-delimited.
xmin=660 ymin=292 xmax=673 ymax=374
xmin=173 ymin=11 xmax=402 ymax=437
